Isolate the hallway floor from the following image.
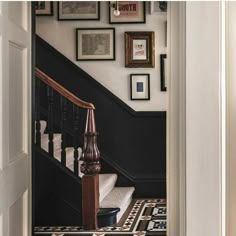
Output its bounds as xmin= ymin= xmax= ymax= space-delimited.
xmin=34 ymin=199 xmax=166 ymax=236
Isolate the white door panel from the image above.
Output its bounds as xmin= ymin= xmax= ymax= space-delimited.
xmin=0 ymin=2 xmax=31 ymax=236
xmin=8 ymin=1 xmax=28 ymax=31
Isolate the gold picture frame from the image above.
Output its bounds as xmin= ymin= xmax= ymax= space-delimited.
xmin=125 ymin=31 xmax=155 ymax=68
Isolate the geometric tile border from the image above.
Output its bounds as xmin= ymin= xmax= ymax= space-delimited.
xmin=34 ymin=199 xmax=166 ymax=236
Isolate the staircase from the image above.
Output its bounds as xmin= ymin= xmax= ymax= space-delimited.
xmin=39 ymin=120 xmax=135 ymax=223
xmin=34 ymin=68 xmax=135 ymax=229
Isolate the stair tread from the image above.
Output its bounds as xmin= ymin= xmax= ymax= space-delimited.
xmin=100 ymin=187 xmax=135 ymax=208
xmin=99 ymin=174 xmax=117 ymax=202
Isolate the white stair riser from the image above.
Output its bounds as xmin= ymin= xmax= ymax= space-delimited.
xmin=99 ymin=174 xmax=117 ymax=202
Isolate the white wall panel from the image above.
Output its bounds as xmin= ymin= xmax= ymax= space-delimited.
xmin=8 ymin=2 xmax=27 ymax=31
xmin=8 ymin=190 xmax=28 ymax=236
xmin=8 ymin=42 xmax=25 ymax=163
xmin=9 ymin=193 xmax=24 ymax=236
xmin=22 ymin=190 xmax=28 ymax=236
xmin=0 ymin=214 xmax=2 ymax=236
xmin=0 ymin=2 xmax=2 ymax=16
xmin=0 ymin=35 xmax=2 ymax=170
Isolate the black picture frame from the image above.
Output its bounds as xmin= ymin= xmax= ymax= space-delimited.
xmin=130 ymin=74 xmax=150 ymax=100
xmin=150 ymin=1 xmax=168 ymax=14
xmin=160 ymin=54 xmax=167 ymax=91
xmin=35 ymin=1 xmax=53 ymax=16
xmin=76 ymin=28 xmax=116 ymax=61
xmin=58 ymin=2 xmax=100 ymax=21
xmin=109 ymin=1 xmax=146 ymax=24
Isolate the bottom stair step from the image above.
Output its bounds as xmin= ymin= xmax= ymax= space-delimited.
xmin=100 ymin=187 xmax=135 ymax=223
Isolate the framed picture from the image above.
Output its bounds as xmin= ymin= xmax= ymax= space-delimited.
xmin=150 ymin=1 xmax=167 ymax=14
xmin=58 ymin=1 xmax=100 ymax=20
xmin=160 ymin=54 xmax=167 ymax=91
xmin=130 ymin=74 xmax=150 ymax=100
xmin=165 ymin=21 xmax=167 ymax=47
xmin=76 ymin=28 xmax=115 ymax=61
xmin=125 ymin=31 xmax=155 ymax=68
xmin=109 ymin=1 xmax=146 ymax=24
xmin=35 ymin=1 xmax=53 ymax=16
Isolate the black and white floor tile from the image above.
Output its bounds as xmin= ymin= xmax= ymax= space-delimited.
xmin=34 ymin=199 xmax=167 ymax=236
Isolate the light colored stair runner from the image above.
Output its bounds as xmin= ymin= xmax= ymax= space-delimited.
xmin=39 ymin=120 xmax=135 ymax=223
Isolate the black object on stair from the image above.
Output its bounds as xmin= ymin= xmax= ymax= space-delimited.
xmin=98 ymin=208 xmax=120 ymax=228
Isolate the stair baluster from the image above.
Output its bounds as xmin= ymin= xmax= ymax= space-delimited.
xmin=47 ymin=86 xmax=54 ymax=156
xmin=73 ymin=104 xmax=80 ymax=176
xmin=81 ymin=109 xmax=101 ymax=230
xmin=35 ymin=78 xmax=41 ymax=146
xmin=61 ymin=96 xmax=67 ymax=165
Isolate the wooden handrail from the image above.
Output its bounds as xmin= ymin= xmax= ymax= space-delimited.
xmin=35 ymin=68 xmax=95 ymax=110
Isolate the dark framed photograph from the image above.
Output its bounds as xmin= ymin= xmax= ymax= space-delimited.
xmin=130 ymin=74 xmax=150 ymax=100
xmin=160 ymin=54 xmax=167 ymax=91
xmin=150 ymin=1 xmax=167 ymax=14
xmin=125 ymin=31 xmax=155 ymax=68
xmin=58 ymin=1 xmax=100 ymax=20
xmin=76 ymin=28 xmax=115 ymax=61
xmin=35 ymin=1 xmax=53 ymax=16
xmin=109 ymin=1 xmax=146 ymax=24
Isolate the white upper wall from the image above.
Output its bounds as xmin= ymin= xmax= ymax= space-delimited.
xmin=36 ymin=1 xmax=167 ymax=111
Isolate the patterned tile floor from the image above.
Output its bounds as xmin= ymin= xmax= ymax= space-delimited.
xmin=34 ymin=199 xmax=167 ymax=236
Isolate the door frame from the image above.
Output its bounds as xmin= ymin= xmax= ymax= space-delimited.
xmin=168 ymin=2 xmax=226 ymax=236
xmin=0 ymin=2 xmax=32 ymax=235
xmin=167 ymin=2 xmax=186 ymax=236
xmin=31 ymin=2 xmax=36 ymax=233
xmin=226 ymin=2 xmax=236 ymax=236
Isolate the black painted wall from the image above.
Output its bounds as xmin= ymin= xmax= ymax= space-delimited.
xmin=35 ymin=147 xmax=82 ymax=226
xmin=36 ymin=36 xmax=166 ymax=197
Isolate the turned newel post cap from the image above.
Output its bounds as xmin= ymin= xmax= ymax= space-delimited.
xmin=85 ymin=109 xmax=96 ymax=133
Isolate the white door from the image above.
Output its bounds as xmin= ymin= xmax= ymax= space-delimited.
xmin=0 ymin=2 xmax=31 ymax=236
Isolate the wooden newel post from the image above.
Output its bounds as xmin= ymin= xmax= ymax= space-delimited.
xmin=81 ymin=109 xmax=101 ymax=230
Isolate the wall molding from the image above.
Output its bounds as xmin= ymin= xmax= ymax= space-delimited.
xmin=101 ymin=153 xmax=166 ymax=182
